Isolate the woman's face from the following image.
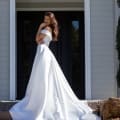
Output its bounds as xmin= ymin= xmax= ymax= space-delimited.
xmin=44 ymin=16 xmax=51 ymax=26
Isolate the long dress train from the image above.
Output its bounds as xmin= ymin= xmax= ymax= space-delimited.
xmin=9 ymin=29 xmax=101 ymax=120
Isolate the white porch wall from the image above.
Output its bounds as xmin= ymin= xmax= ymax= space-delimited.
xmin=0 ymin=0 xmax=10 ymax=100
xmin=90 ymin=0 xmax=117 ymax=99
xmin=0 ymin=0 xmax=116 ymax=100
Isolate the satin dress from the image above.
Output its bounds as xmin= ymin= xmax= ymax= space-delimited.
xmin=9 ymin=29 xmax=101 ymax=120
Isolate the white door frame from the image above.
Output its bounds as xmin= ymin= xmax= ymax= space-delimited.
xmin=10 ymin=1 xmax=92 ymax=100
xmin=84 ymin=0 xmax=92 ymax=99
xmin=10 ymin=0 xmax=16 ymax=100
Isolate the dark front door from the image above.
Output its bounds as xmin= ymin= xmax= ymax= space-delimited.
xmin=17 ymin=11 xmax=85 ymax=100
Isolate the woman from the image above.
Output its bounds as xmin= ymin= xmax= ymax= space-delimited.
xmin=9 ymin=12 xmax=101 ymax=120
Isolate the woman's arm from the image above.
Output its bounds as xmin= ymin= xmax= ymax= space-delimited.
xmin=35 ymin=23 xmax=47 ymax=44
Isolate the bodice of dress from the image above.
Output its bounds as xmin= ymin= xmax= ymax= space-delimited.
xmin=40 ymin=29 xmax=52 ymax=46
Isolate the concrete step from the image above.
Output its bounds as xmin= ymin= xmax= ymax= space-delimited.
xmin=0 ymin=100 xmax=18 ymax=111
xmin=0 ymin=100 xmax=102 ymax=111
xmin=1 ymin=100 xmax=120 ymax=120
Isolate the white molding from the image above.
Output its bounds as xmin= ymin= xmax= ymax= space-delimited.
xmin=115 ymin=0 xmax=119 ymax=26
xmin=10 ymin=0 xmax=16 ymax=100
xmin=16 ymin=8 xmax=84 ymax=11
xmin=16 ymin=2 xmax=84 ymax=11
xmin=84 ymin=0 xmax=92 ymax=99
xmin=114 ymin=0 xmax=119 ymax=95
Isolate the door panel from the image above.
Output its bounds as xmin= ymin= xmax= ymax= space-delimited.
xmin=17 ymin=11 xmax=85 ymax=99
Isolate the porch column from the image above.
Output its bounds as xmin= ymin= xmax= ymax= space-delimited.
xmin=10 ymin=0 xmax=16 ymax=100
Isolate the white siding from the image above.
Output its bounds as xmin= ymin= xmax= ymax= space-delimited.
xmin=0 ymin=0 xmax=10 ymax=100
xmin=90 ymin=0 xmax=117 ymax=99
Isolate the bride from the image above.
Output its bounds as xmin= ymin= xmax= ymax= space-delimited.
xmin=9 ymin=12 xmax=101 ymax=120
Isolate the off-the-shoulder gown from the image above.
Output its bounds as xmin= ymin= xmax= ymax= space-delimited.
xmin=9 ymin=29 xmax=101 ymax=120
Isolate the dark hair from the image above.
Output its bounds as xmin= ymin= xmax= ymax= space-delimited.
xmin=44 ymin=12 xmax=59 ymax=41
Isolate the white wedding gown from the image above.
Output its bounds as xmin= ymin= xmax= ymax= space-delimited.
xmin=9 ymin=29 xmax=101 ymax=120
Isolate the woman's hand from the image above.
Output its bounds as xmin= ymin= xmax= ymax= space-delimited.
xmin=36 ymin=39 xmax=44 ymax=45
xmin=36 ymin=34 xmax=44 ymax=44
